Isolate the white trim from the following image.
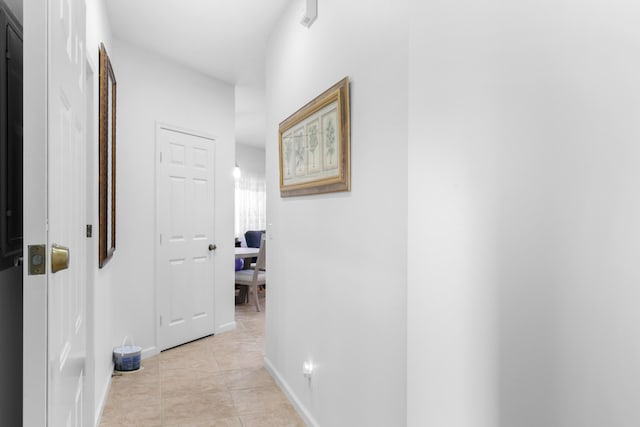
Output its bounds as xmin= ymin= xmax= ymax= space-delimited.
xmin=157 ymin=121 xmax=217 ymax=142
xmin=154 ymin=124 xmax=161 ymax=355
xmin=141 ymin=346 xmax=159 ymax=360
xmin=93 ymin=367 xmax=113 ymax=427
xmin=23 ymin=0 xmax=49 ymax=424
xmin=215 ymin=321 xmax=237 ymax=334
xmin=264 ymin=356 xmax=319 ymax=427
xmin=84 ymin=54 xmax=97 ymax=427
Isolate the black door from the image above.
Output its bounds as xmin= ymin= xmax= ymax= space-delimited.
xmin=0 ymin=2 xmax=22 ymax=425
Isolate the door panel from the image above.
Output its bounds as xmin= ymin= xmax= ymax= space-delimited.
xmin=1 ymin=5 xmax=23 ymax=269
xmin=6 ymin=22 xmax=23 ymax=256
xmin=158 ymin=127 xmax=215 ymax=350
xmin=0 ymin=19 xmax=24 ymax=425
xmin=48 ymin=0 xmax=87 ymax=425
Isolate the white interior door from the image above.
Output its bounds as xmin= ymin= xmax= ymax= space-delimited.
xmin=23 ymin=1 xmax=87 ymax=425
xmin=47 ymin=0 xmax=87 ymax=425
xmin=157 ymin=126 xmax=216 ymax=350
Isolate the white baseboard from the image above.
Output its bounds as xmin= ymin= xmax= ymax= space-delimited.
xmin=141 ymin=346 xmax=159 ymax=360
xmin=264 ymin=356 xmax=319 ymax=427
xmin=216 ymin=321 xmax=237 ymax=334
xmin=94 ymin=363 xmax=114 ymax=427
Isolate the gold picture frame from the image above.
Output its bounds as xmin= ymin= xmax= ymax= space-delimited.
xmin=99 ymin=43 xmax=116 ymax=268
xmin=279 ymin=77 xmax=350 ymax=197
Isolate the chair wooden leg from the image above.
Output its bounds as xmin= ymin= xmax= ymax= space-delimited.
xmin=253 ymin=284 xmax=261 ymax=312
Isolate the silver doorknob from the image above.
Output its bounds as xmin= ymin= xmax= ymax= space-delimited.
xmin=208 ymin=244 xmax=217 ymax=251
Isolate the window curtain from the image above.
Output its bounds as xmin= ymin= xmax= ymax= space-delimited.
xmin=234 ymin=173 xmax=266 ymax=240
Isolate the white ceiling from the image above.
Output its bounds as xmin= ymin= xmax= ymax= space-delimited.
xmin=105 ymin=0 xmax=294 ymax=147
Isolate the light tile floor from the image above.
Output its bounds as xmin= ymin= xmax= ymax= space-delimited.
xmin=100 ymin=293 xmax=304 ymax=426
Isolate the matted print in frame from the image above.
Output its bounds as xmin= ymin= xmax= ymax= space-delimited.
xmin=279 ymin=77 xmax=350 ymax=197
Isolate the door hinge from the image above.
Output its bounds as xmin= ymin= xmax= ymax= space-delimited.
xmin=159 ymin=234 xmax=162 ymax=244
xmin=5 ymin=51 xmax=11 ymax=60
xmin=159 ymin=152 xmax=163 ymax=163
xmin=160 ymin=316 xmax=163 ymax=327
xmin=86 ymin=224 xmax=93 ymax=238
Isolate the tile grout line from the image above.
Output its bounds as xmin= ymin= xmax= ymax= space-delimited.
xmin=101 ymin=294 xmax=303 ymax=426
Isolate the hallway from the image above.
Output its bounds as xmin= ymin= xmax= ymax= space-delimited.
xmin=100 ymin=295 xmax=303 ymax=426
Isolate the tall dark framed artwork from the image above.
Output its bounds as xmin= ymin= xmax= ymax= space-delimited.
xmin=99 ymin=43 xmax=116 ymax=268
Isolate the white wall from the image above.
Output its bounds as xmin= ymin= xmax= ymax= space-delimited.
xmin=235 ymin=85 xmax=267 ymax=148
xmin=108 ymin=38 xmax=236 ymax=355
xmin=86 ymin=1 xmax=114 ymax=423
xmin=408 ymin=0 xmax=640 ymax=426
xmin=265 ymin=1 xmax=408 ymax=425
xmin=236 ymin=143 xmax=265 ymax=178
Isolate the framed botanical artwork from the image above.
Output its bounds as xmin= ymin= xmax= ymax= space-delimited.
xmin=99 ymin=43 xmax=116 ymax=268
xmin=279 ymin=77 xmax=350 ymax=197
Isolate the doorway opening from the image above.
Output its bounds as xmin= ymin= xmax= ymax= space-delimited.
xmin=0 ymin=1 xmax=22 ymax=425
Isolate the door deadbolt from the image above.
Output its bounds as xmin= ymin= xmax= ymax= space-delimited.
xmin=208 ymin=244 xmax=217 ymax=251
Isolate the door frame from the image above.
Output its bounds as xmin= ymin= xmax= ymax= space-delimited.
xmin=84 ymin=54 xmax=98 ymax=427
xmin=23 ymin=0 xmax=48 ymax=424
xmin=154 ymin=122 xmax=217 ymax=351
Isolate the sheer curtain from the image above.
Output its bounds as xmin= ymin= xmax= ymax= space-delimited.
xmin=234 ymin=173 xmax=266 ymax=240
